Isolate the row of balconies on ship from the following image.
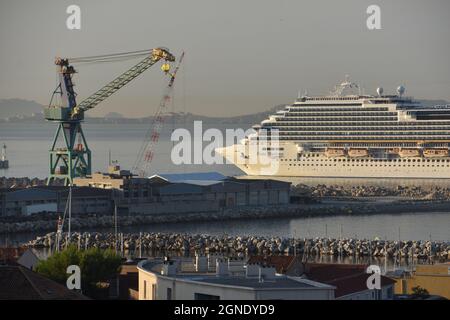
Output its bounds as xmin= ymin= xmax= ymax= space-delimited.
xmin=258 ymin=131 xmax=450 ymax=136
xmin=277 ymin=112 xmax=398 ymax=117
xmin=269 ymin=110 xmax=450 ymax=122
xmin=255 ymin=121 xmax=450 ymax=129
xmin=253 ymin=136 xmax=450 ymax=141
xmin=281 ymin=107 xmax=390 ymax=113
xmin=263 ymin=117 xmax=399 ymax=124
xmin=258 ymin=126 xmax=450 ymax=131
xmin=294 ymin=95 xmax=415 ymax=102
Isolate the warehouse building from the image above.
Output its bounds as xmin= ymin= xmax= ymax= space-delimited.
xmin=73 ymin=167 xmax=291 ymax=215
xmin=2 ymin=168 xmax=291 ymax=217
xmin=0 ymin=186 xmax=113 ymax=217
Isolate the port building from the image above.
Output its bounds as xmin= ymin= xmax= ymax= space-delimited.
xmin=0 ymin=186 xmax=113 ymax=217
xmin=1 ymin=167 xmax=291 ymax=217
xmin=73 ymin=166 xmax=291 ymax=215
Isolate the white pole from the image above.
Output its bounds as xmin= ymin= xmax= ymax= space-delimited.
xmin=1 ymin=143 xmax=6 ymax=161
xmin=139 ymin=232 xmax=142 ymax=259
xmin=114 ymin=203 xmax=118 ymax=253
xmin=68 ymin=184 xmax=72 ymax=239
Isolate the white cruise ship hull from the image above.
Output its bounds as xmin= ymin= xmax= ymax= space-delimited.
xmin=218 ymin=78 xmax=450 ymax=179
xmin=216 ymin=144 xmax=450 ymax=179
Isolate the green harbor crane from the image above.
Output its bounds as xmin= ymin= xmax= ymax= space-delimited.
xmin=44 ymin=48 xmax=176 ymax=185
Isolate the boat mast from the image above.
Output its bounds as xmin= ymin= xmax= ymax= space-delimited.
xmin=114 ymin=202 xmax=118 ymax=253
xmin=68 ymin=184 xmax=72 ymax=239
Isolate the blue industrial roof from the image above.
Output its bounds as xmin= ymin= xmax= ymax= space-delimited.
xmin=150 ymin=172 xmax=226 ymax=182
xmin=175 ymin=180 xmax=224 ymax=186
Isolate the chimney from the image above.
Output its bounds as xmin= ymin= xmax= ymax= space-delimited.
xmin=161 ymin=257 xmax=177 ymax=276
xmin=208 ymin=253 xmax=223 ymax=271
xmin=216 ymin=258 xmax=228 ymax=276
xmin=195 ymin=254 xmax=208 ymax=272
xmin=228 ymin=257 xmax=245 ymax=275
xmin=259 ymin=265 xmax=276 ymax=282
xmin=245 ymin=263 xmax=260 ymax=278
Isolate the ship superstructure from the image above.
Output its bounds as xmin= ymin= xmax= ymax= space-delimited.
xmin=217 ymin=78 xmax=450 ymax=178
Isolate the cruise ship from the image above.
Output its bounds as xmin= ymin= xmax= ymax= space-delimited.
xmin=216 ymin=78 xmax=450 ymax=178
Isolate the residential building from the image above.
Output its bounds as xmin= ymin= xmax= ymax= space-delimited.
xmin=138 ymin=257 xmax=335 ymax=300
xmin=0 ymin=265 xmax=88 ymax=300
xmin=389 ymin=263 xmax=450 ymax=299
xmin=17 ymin=248 xmax=43 ymax=271
xmin=247 ymin=257 xmax=395 ymax=300
xmin=300 ymin=263 xmax=395 ymax=300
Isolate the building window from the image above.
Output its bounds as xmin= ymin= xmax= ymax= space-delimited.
xmin=387 ymin=287 xmax=393 ymax=299
xmin=167 ymin=288 xmax=172 ymax=300
xmin=376 ymin=289 xmax=382 ymax=300
xmin=194 ymin=293 xmax=220 ymax=300
xmin=143 ymin=280 xmax=147 ymax=299
xmin=152 ymin=284 xmax=157 ymax=300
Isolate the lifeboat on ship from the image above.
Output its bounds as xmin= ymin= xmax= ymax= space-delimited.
xmin=386 ymin=148 xmax=400 ymax=154
xmin=423 ymin=149 xmax=449 ymax=158
xmin=348 ymin=148 xmax=369 ymax=158
xmin=325 ymin=148 xmax=346 ymax=157
xmin=398 ymin=148 xmax=421 ymax=158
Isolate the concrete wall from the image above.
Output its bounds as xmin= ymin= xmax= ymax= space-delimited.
xmin=129 ymin=200 xmax=220 ymax=215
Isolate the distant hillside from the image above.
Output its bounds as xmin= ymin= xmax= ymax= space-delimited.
xmin=0 ymin=98 xmax=449 ymax=125
xmin=0 ymin=99 xmax=43 ymax=119
xmin=104 ymin=112 xmax=124 ymax=119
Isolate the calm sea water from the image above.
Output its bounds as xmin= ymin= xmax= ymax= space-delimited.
xmin=0 ymin=122 xmax=244 ymax=178
xmin=3 ymin=211 xmax=449 ymax=246
xmin=1 ymin=123 xmax=449 ymax=244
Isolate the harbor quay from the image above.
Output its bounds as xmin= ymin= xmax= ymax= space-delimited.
xmin=3 ymin=170 xmax=450 ymax=235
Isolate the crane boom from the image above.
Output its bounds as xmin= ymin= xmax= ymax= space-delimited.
xmin=77 ymin=48 xmax=175 ymax=113
xmin=133 ymin=51 xmax=185 ymax=177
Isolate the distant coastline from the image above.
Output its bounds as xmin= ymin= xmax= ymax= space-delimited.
xmin=1 ymin=98 xmax=449 ymax=125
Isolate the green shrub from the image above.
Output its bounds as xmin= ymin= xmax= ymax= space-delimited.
xmin=35 ymin=245 xmax=122 ymax=297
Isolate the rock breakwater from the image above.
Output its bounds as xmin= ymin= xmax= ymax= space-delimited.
xmin=26 ymin=232 xmax=450 ymax=260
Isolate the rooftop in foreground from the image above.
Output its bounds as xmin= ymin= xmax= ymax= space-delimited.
xmin=138 ymin=259 xmax=333 ymax=291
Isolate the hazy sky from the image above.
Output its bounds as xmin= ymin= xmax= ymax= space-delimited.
xmin=0 ymin=0 xmax=449 ymax=117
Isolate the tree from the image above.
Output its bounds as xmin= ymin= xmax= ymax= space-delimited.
xmin=35 ymin=245 xmax=122 ymax=298
xmin=35 ymin=245 xmax=81 ymax=284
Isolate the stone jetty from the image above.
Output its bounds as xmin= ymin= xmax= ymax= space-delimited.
xmin=2 ymin=198 xmax=450 ymax=234
xmin=292 ymin=184 xmax=450 ymax=200
xmin=26 ymin=232 xmax=450 ymax=260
